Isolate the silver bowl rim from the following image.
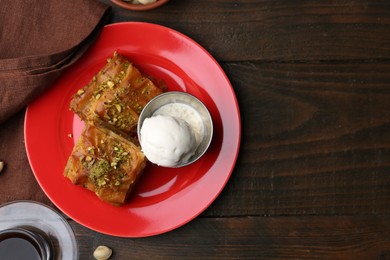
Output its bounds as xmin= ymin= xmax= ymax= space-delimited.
xmin=137 ymin=91 xmax=213 ymax=167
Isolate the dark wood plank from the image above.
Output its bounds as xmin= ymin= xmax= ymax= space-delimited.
xmin=71 ymin=215 xmax=390 ymax=259
xmin=203 ymin=61 xmax=390 ymax=216
xmin=103 ymin=0 xmax=390 ymax=61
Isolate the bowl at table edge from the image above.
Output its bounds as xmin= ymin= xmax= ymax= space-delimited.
xmin=137 ymin=91 xmax=213 ymax=168
xmin=110 ymin=0 xmax=169 ymax=11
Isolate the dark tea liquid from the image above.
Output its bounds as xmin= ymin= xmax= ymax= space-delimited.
xmin=0 ymin=228 xmax=52 ymax=260
xmin=0 ymin=236 xmax=41 ymax=260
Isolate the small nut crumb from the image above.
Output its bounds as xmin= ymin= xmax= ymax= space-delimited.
xmin=93 ymin=245 xmax=112 ymax=260
xmin=107 ymin=80 xmax=115 ymax=88
xmin=0 ymin=161 xmax=4 ymax=173
xmin=68 ymin=133 xmax=73 ymax=138
xmin=77 ymin=89 xmax=85 ymax=96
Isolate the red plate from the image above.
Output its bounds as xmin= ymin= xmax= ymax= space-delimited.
xmin=24 ymin=22 xmax=240 ymax=237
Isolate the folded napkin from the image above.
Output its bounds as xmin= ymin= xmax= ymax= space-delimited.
xmin=0 ymin=0 xmax=111 ymax=205
xmin=0 ymin=0 xmax=111 ymax=123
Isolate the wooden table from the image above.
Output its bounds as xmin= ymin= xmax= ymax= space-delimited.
xmin=7 ymin=1 xmax=390 ymax=259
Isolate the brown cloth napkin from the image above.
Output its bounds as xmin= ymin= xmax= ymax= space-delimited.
xmin=0 ymin=0 xmax=111 ymax=205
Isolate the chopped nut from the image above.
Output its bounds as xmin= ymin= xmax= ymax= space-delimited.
xmin=76 ymin=89 xmax=85 ymax=96
xmin=107 ymin=80 xmax=115 ymax=88
xmin=110 ymin=161 xmax=117 ymax=168
xmin=93 ymin=245 xmax=112 ymax=260
xmin=114 ymin=104 xmax=122 ymax=113
xmin=87 ymin=146 xmax=95 ymax=154
xmin=0 ymin=161 xmax=4 ymax=173
xmin=68 ymin=133 xmax=73 ymax=138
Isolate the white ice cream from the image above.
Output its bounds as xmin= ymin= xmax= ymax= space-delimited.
xmin=153 ymin=103 xmax=204 ymax=146
xmin=140 ymin=115 xmax=198 ymax=167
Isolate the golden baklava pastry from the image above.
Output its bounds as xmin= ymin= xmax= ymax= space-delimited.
xmin=70 ymin=51 xmax=164 ymax=137
xmin=65 ymin=51 xmax=165 ymax=206
xmin=64 ymin=124 xmax=146 ymax=206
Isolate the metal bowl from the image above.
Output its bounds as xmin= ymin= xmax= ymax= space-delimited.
xmin=138 ymin=92 xmax=213 ymax=167
xmin=110 ymin=0 xmax=169 ymax=11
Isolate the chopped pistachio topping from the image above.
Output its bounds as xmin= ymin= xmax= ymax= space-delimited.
xmin=114 ymin=104 xmax=122 ymax=113
xmin=82 ymin=141 xmax=129 ymax=189
xmin=88 ymin=159 xmax=110 ymax=188
xmin=87 ymin=146 xmax=95 ymax=154
xmin=104 ymin=97 xmax=134 ymax=131
xmin=107 ymin=80 xmax=115 ymax=88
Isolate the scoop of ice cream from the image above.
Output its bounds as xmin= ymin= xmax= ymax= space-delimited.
xmin=140 ymin=115 xmax=197 ymax=167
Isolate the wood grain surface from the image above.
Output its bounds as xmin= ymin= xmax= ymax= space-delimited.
xmin=206 ymin=62 xmax=390 ymax=216
xmin=110 ymin=0 xmax=390 ymax=61
xmin=72 ymin=216 xmax=390 ymax=259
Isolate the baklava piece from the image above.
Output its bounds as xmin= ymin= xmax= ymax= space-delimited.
xmin=64 ymin=124 xmax=146 ymax=206
xmin=70 ymin=51 xmax=164 ymax=137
